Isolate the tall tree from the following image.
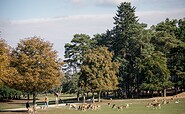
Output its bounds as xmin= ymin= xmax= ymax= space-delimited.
xmin=10 ymin=37 xmax=63 ymax=105
xmin=93 ymin=2 xmax=155 ymax=98
xmin=140 ymin=51 xmax=171 ymax=97
xmin=151 ymin=18 xmax=185 ymax=93
xmin=112 ymin=2 xmax=138 ymax=56
xmin=169 ymin=19 xmax=185 ymax=92
xmin=79 ymin=47 xmax=119 ymax=102
xmin=64 ymin=34 xmax=91 ymax=73
xmin=151 ymin=18 xmax=181 ymax=54
xmin=109 ymin=2 xmax=152 ymax=98
xmin=64 ymin=34 xmax=91 ymax=100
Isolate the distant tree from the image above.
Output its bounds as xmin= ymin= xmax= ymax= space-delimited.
xmin=62 ymin=73 xmax=80 ymax=94
xmin=10 ymin=37 xmax=63 ymax=105
xmin=0 ymin=85 xmax=22 ymax=100
xmin=79 ymin=47 xmax=119 ymax=102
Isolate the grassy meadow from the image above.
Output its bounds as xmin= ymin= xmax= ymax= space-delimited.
xmin=0 ymin=96 xmax=185 ymax=114
xmin=37 ymin=98 xmax=185 ymax=114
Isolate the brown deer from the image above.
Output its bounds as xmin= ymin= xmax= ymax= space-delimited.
xmin=151 ymin=103 xmax=161 ymax=109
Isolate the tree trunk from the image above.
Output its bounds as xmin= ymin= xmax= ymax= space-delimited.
xmin=27 ymin=93 xmax=30 ymax=100
xmin=83 ymin=95 xmax=85 ymax=103
xmin=157 ymin=90 xmax=160 ymax=97
xmin=92 ymin=92 xmax=95 ymax=103
xmin=77 ymin=92 xmax=80 ymax=102
xmin=163 ymin=89 xmax=166 ymax=98
xmin=87 ymin=92 xmax=89 ymax=98
xmin=33 ymin=93 xmax=37 ymax=105
xmin=98 ymin=90 xmax=101 ymax=102
xmin=151 ymin=91 xmax=154 ymax=98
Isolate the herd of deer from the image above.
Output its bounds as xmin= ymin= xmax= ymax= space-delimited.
xmin=145 ymin=96 xmax=180 ymax=109
xmin=66 ymin=103 xmax=101 ymax=111
xmin=27 ymin=96 xmax=180 ymax=114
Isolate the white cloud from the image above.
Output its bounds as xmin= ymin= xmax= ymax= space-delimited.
xmin=68 ymin=0 xmax=133 ymax=7
xmin=1 ymin=14 xmax=114 ymax=59
xmin=96 ymin=0 xmax=132 ymax=6
xmin=1 ymin=7 xmax=184 ymax=59
xmin=70 ymin=0 xmax=86 ymax=5
xmin=136 ymin=8 xmax=185 ymax=27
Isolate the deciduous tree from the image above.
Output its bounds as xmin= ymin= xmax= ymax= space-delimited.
xmin=10 ymin=37 xmax=63 ymax=105
xmin=0 ymin=39 xmax=16 ymax=86
xmin=79 ymin=47 xmax=119 ymax=102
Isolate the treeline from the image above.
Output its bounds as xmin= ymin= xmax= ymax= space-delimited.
xmin=62 ymin=2 xmax=185 ymax=100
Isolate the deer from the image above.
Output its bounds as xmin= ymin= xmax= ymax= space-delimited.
xmin=151 ymin=102 xmax=161 ymax=109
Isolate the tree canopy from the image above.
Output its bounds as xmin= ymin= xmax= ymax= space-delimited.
xmin=79 ymin=47 xmax=119 ymax=101
xmin=9 ymin=37 xmax=63 ymax=104
xmin=0 ymin=39 xmax=16 ymax=87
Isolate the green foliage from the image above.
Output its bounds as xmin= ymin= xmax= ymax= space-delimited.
xmin=62 ymin=73 xmax=80 ymax=94
xmin=151 ymin=18 xmax=185 ymax=91
xmin=63 ymin=34 xmax=91 ymax=95
xmin=176 ymin=19 xmax=185 ymax=42
xmin=0 ymin=85 xmax=22 ymax=100
xmin=140 ymin=51 xmax=172 ymax=91
xmin=64 ymin=34 xmax=91 ymax=69
xmin=112 ymin=2 xmax=138 ymax=57
xmin=79 ymin=47 xmax=119 ymax=92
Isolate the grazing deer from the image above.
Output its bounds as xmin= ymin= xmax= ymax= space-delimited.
xmin=124 ymin=104 xmax=129 ymax=108
xmin=40 ymin=106 xmax=46 ymax=110
xmin=28 ymin=104 xmax=37 ymax=114
xmin=117 ymin=104 xmax=129 ymax=111
xmin=117 ymin=105 xmax=123 ymax=111
xmin=151 ymin=103 xmax=161 ymax=109
xmin=108 ymin=102 xmax=111 ymax=107
xmin=145 ymin=103 xmax=152 ymax=108
xmin=162 ymin=99 xmax=170 ymax=104
xmin=66 ymin=103 xmax=78 ymax=110
xmin=96 ymin=104 xmax=101 ymax=110
xmin=175 ymin=99 xmax=179 ymax=103
xmin=112 ymin=104 xmax=116 ymax=108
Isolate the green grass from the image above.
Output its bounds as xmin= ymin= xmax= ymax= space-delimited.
xmin=0 ymin=104 xmax=24 ymax=110
xmin=1 ymin=95 xmax=185 ymax=114
xmin=37 ymin=98 xmax=185 ymax=114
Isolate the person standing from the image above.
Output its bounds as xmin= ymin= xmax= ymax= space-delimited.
xmin=45 ymin=95 xmax=49 ymax=107
xmin=26 ymin=101 xmax=30 ymax=109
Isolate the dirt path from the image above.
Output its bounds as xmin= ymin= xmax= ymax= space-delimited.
xmin=149 ymin=92 xmax=185 ymax=100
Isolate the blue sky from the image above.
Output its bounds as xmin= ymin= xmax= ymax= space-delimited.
xmin=0 ymin=0 xmax=185 ymax=59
